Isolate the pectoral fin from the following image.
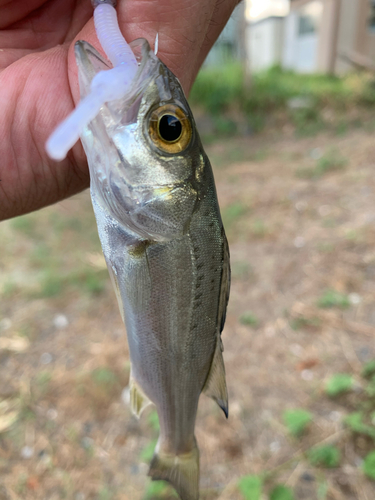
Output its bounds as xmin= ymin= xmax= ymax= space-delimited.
xmin=130 ymin=375 xmax=152 ymax=418
xmin=203 ymin=336 xmax=228 ymax=418
xmin=106 ymin=263 xmax=125 ymax=322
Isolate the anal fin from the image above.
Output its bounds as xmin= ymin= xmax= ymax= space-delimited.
xmin=203 ymin=336 xmax=228 ymax=418
xmin=130 ymin=375 xmax=152 ymax=418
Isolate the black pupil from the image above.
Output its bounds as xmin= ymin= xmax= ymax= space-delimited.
xmin=159 ymin=114 xmax=182 ymax=142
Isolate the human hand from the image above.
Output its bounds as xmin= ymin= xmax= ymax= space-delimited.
xmin=0 ymin=0 xmax=240 ymax=220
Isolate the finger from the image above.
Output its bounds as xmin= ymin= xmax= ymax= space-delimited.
xmin=0 ymin=0 xmax=92 ymax=67
xmin=0 ymin=0 xmax=46 ymax=28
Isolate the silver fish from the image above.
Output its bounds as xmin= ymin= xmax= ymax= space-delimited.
xmin=75 ymin=38 xmax=230 ymax=500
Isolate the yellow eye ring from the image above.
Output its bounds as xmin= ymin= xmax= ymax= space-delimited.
xmin=148 ymin=104 xmax=192 ymax=154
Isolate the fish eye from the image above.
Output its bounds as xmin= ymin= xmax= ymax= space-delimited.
xmin=148 ymin=104 xmax=192 ymax=153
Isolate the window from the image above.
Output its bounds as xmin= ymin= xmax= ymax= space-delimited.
xmin=369 ymin=0 xmax=375 ymax=32
xmin=297 ymin=1 xmax=323 ymax=37
xmin=298 ymin=15 xmax=316 ymax=35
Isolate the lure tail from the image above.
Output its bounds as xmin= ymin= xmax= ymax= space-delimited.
xmin=149 ymin=440 xmax=200 ymax=500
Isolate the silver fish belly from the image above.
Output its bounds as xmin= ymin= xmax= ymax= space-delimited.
xmin=76 ymin=38 xmax=230 ymax=500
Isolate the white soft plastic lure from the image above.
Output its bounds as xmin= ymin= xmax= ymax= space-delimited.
xmin=46 ymin=3 xmax=230 ymax=500
xmin=46 ymin=0 xmax=138 ymax=160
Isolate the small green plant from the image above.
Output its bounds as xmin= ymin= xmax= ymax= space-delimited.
xmin=2 ymin=281 xmax=18 ymax=298
xmin=317 ymin=242 xmax=335 ymax=253
xmin=317 ymin=479 xmax=329 ymax=500
xmin=147 ymin=410 xmax=160 ymax=432
xmin=365 ymin=377 xmax=375 ymax=397
xmin=213 ymin=116 xmax=237 ymax=135
xmin=362 ymin=359 xmax=375 ymax=378
xmin=140 ymin=439 xmax=158 ymax=462
xmin=39 ymin=271 xmax=64 ymax=298
xmin=81 ymin=269 xmax=107 ymax=295
xmin=34 ymin=371 xmax=52 ymax=396
xmin=238 ymin=475 xmax=263 ymax=500
xmin=231 ymin=261 xmax=253 ymax=281
xmin=35 ymin=371 xmax=52 ymax=386
xmin=91 ymin=368 xmax=118 ymax=387
xmin=98 ymin=485 xmax=114 ymax=500
xmin=363 ymin=450 xmax=375 ymax=480
xmin=316 ymin=289 xmax=350 ymax=309
xmin=240 ymin=312 xmax=259 ymax=328
xmin=143 ymin=480 xmax=176 ymax=499
xmin=283 ymin=409 xmax=313 ymax=437
xmin=69 ymin=268 xmax=108 ymax=295
xmin=251 ymin=219 xmax=267 ymax=238
xmin=325 ymin=374 xmax=353 ymax=397
xmin=222 ymin=202 xmax=248 ymax=227
xmin=30 ymin=243 xmax=51 ymax=267
xmin=344 ymin=412 xmax=375 ymax=440
xmin=290 ymin=315 xmax=321 ymax=331
xmin=292 ymin=106 xmax=324 ymax=137
xmin=11 ymin=216 xmax=36 ymax=236
xmin=307 ymin=445 xmax=341 ymax=468
xmin=270 ymin=485 xmax=295 ymax=500
xmin=315 ymin=150 xmax=347 ymax=176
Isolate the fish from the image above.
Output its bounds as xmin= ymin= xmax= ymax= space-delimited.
xmin=75 ymin=37 xmax=230 ymax=500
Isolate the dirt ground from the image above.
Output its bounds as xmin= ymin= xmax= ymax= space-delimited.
xmin=1 ymin=123 xmax=375 ymax=500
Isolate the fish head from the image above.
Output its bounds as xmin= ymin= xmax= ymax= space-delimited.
xmin=76 ymin=38 xmax=205 ymax=242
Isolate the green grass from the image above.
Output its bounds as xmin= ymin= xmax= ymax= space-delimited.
xmin=325 ymin=374 xmax=353 ymax=397
xmin=250 ymin=219 xmax=267 ymax=238
xmin=239 ymin=312 xmax=259 ymax=328
xmin=270 ymin=485 xmax=295 ymax=500
xmin=34 ymin=266 xmax=108 ymax=299
xmin=143 ymin=480 xmax=177 ymax=499
xmin=362 ymin=359 xmax=375 ymax=378
xmin=34 ymin=371 xmax=52 ymax=394
xmin=231 ymin=261 xmax=253 ymax=281
xmin=307 ymin=445 xmax=341 ymax=468
xmin=296 ymin=150 xmax=347 ymax=179
xmin=190 ymin=65 xmax=375 ymax=135
xmin=91 ymin=368 xmax=118 ymax=387
xmin=315 ymin=150 xmax=347 ymax=175
xmin=98 ymin=486 xmax=114 ymax=500
xmin=10 ymin=215 xmax=37 ymax=236
xmin=344 ymin=412 xmax=375 ymax=440
xmin=190 ymin=62 xmax=243 ymax=115
xmin=290 ymin=315 xmax=321 ymax=331
xmin=238 ymin=475 xmax=263 ymax=500
xmin=316 ymin=289 xmax=350 ymax=309
xmin=363 ymin=451 xmax=375 ymax=480
xmin=221 ymin=202 xmax=248 ymax=227
xmin=147 ymin=410 xmax=160 ymax=432
xmin=140 ymin=439 xmax=158 ymax=462
xmin=283 ymin=409 xmax=313 ymax=437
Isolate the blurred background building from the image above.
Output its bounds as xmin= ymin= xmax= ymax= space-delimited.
xmin=209 ymin=0 xmax=375 ymax=75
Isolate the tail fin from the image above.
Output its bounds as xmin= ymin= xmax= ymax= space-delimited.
xmin=148 ymin=440 xmax=200 ymax=500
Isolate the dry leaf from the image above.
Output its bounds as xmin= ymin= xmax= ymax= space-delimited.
xmin=296 ymin=358 xmax=319 ymax=371
xmin=85 ymin=252 xmax=106 ymax=269
xmin=0 ymin=336 xmax=30 ymax=352
xmin=0 ymin=411 xmax=18 ymax=433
